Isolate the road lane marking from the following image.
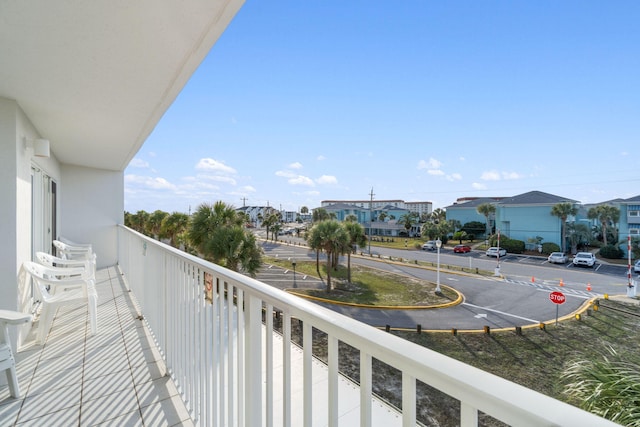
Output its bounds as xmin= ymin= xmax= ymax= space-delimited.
xmin=462 ymin=302 xmax=539 ymax=323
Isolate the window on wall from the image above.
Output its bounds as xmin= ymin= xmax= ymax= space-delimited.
xmin=31 ymin=166 xmax=56 ymax=259
xmin=629 ymin=211 xmax=639 ymax=217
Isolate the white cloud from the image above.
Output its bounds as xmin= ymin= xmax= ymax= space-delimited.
xmin=427 ymin=169 xmax=445 ymax=176
xmin=316 ymin=175 xmax=338 ymax=185
xmin=447 ymin=173 xmax=463 ymax=181
xmin=276 ymin=170 xmax=296 ymax=178
xmin=289 ymin=162 xmax=303 ymax=169
xmin=289 ymin=175 xmax=315 ymax=186
xmin=239 ymin=185 xmax=256 ymax=193
xmin=472 ymin=182 xmax=487 ymax=190
xmin=480 ymin=170 xmax=501 ymax=181
xmin=129 ymin=158 xmax=149 ymax=168
xmin=195 ymin=158 xmax=237 ymax=174
xmin=317 ymin=155 xmax=326 ymax=161
xmin=125 ymin=174 xmax=177 ymax=191
xmin=417 ymin=158 xmax=443 ymax=170
xmin=481 ymin=170 xmax=522 ymax=181
xmin=502 ymin=171 xmax=522 ymax=180
xmin=198 ymin=174 xmax=237 ymax=185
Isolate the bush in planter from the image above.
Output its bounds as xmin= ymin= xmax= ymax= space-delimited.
xmin=541 ymin=242 xmax=561 ymax=254
xmin=502 ymin=238 xmax=525 ymax=254
xmin=490 ymin=236 xmax=525 ymax=254
xmin=599 ymin=245 xmax=623 ymax=259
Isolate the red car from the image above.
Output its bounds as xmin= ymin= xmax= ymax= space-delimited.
xmin=453 ymin=244 xmax=471 ymax=253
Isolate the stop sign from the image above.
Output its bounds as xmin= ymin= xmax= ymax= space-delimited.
xmin=549 ymin=291 xmax=566 ymax=305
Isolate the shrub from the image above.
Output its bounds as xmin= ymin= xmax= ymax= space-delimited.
xmin=599 ymin=245 xmax=623 ymax=259
xmin=541 ymin=242 xmax=561 ymax=254
xmin=502 ymin=238 xmax=525 ymax=254
xmin=490 ymin=236 xmax=525 ymax=254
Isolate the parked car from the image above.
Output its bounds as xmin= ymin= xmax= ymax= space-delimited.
xmin=634 ymin=259 xmax=640 ymax=273
xmin=572 ymin=252 xmax=596 ymax=268
xmin=453 ymin=244 xmax=471 ymax=253
xmin=547 ymin=252 xmax=568 ymax=264
xmin=422 ymin=241 xmax=437 ymax=251
xmin=486 ymin=247 xmax=507 ymax=257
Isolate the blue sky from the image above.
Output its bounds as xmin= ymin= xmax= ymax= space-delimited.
xmin=124 ymin=1 xmax=640 ymax=214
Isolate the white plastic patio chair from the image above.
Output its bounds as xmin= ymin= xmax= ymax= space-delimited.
xmin=0 ymin=309 xmax=32 ymax=398
xmin=35 ymin=251 xmax=96 ymax=280
xmin=53 ymin=240 xmax=94 ymax=261
xmin=58 ymin=237 xmax=92 ymax=251
xmin=22 ymin=261 xmax=97 ymax=345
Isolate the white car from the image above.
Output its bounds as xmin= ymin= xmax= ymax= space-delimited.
xmin=634 ymin=259 xmax=640 ymax=273
xmin=572 ymin=252 xmax=596 ymax=268
xmin=547 ymin=252 xmax=568 ymax=264
xmin=486 ymin=247 xmax=507 ymax=257
xmin=422 ymin=241 xmax=437 ymax=251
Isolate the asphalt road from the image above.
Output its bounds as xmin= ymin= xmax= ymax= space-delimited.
xmin=254 ymin=232 xmax=638 ymax=331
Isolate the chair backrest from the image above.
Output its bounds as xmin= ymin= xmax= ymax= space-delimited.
xmin=23 ymin=260 xmax=90 ymax=285
xmin=53 ymin=240 xmax=94 ymax=261
xmin=35 ymin=252 xmax=95 ymax=279
xmin=58 ymin=237 xmax=92 ymax=250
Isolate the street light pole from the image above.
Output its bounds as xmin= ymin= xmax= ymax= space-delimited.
xmin=292 ymin=261 xmax=297 ymax=288
xmin=435 ymin=238 xmax=442 ymax=293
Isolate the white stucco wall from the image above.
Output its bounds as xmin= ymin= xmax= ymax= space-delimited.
xmin=1 ymin=98 xmax=123 ymax=348
xmin=60 ymin=165 xmax=123 ymax=268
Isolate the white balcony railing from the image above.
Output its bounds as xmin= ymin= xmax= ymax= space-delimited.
xmin=116 ymin=225 xmax=615 ymax=427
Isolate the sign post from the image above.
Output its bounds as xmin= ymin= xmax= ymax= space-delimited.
xmin=549 ymin=291 xmax=566 ymax=325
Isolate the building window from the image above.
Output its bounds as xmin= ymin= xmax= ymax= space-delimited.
xmin=629 ymin=211 xmax=639 ymax=217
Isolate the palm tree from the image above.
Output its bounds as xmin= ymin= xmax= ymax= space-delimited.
xmin=203 ymin=224 xmax=262 ymax=276
xmin=187 ymin=202 xmax=238 ymax=256
xmin=378 ymin=212 xmax=388 ymax=222
xmin=563 ymin=346 xmax=640 ymax=425
xmin=263 ymin=213 xmax=280 ymax=241
xmin=566 ymin=222 xmax=591 ymax=254
xmin=345 ymin=214 xmax=358 ymax=222
xmin=146 ymin=210 xmax=169 ymax=239
xmin=306 ymin=220 xmax=348 ymax=291
xmin=550 ymin=202 xmax=578 ymax=253
xmin=588 ymin=205 xmax=620 ymax=246
xmin=399 ymin=212 xmax=419 ymax=237
xmin=312 ymin=208 xmax=330 ymax=222
xmin=476 ymin=203 xmax=496 ymax=238
xmin=306 ymin=224 xmax=324 ymax=278
xmin=160 ymin=212 xmax=190 ymax=248
xmin=342 ymin=221 xmax=366 ymax=283
xmin=300 ymin=206 xmax=309 ymax=215
xmin=129 ymin=210 xmax=150 ymax=234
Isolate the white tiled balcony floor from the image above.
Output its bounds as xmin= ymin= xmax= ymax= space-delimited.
xmin=0 ymin=266 xmax=191 ymax=427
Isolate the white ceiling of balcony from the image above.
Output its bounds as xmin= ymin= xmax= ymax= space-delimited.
xmin=0 ymin=0 xmax=244 ymax=171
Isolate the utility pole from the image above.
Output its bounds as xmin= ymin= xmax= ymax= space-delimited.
xmin=240 ymin=197 xmax=247 ymax=207
xmin=368 ymin=188 xmax=374 ymax=254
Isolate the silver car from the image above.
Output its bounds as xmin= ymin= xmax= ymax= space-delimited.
xmin=634 ymin=259 xmax=640 ymax=273
xmin=547 ymin=252 xmax=568 ymax=264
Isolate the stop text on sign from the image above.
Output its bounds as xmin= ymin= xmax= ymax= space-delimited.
xmin=549 ymin=291 xmax=566 ymax=305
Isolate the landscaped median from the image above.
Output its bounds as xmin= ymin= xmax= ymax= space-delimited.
xmin=264 ymin=256 xmax=462 ymax=308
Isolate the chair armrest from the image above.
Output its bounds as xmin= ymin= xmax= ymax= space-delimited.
xmin=0 ymin=310 xmax=32 ymax=325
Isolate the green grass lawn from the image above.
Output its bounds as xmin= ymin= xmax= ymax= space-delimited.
xmin=264 ymin=256 xmax=459 ymax=306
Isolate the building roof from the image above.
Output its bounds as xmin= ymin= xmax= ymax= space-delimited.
xmin=445 ymin=197 xmax=502 ymax=209
xmin=498 ymin=191 xmax=578 ymax=206
xmin=1 ymin=1 xmax=244 ymax=171
xmin=623 ymin=195 xmax=640 ymax=203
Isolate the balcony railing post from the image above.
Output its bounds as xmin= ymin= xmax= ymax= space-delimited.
xmin=245 ymin=294 xmax=262 ymax=427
